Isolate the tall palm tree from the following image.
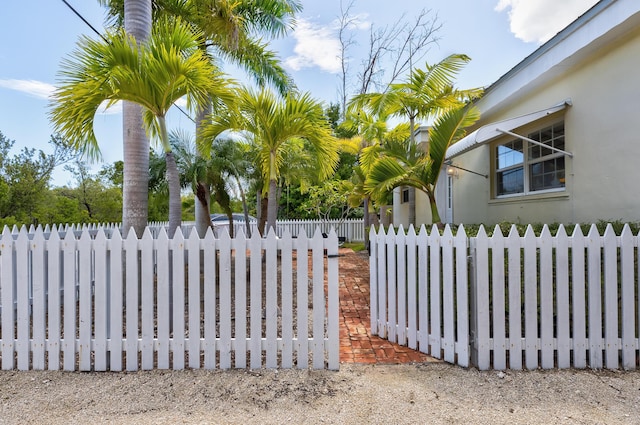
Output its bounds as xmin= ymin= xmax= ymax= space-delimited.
xmin=365 ymin=105 xmax=480 ymax=225
xmin=122 ymin=0 xmax=152 ymax=236
xmin=350 ymin=53 xmax=482 ymax=226
xmin=201 ymin=88 xmax=339 ymax=234
xmin=50 ymin=17 xmax=236 ymax=236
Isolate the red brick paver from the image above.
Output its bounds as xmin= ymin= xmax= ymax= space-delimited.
xmin=337 ymin=248 xmax=437 ymax=364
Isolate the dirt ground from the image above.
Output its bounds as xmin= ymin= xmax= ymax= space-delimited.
xmin=1 ymin=363 xmax=639 ymax=424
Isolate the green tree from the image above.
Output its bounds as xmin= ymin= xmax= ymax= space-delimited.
xmin=50 ymin=17 xmax=235 ymax=236
xmin=350 ymin=54 xmax=482 ymax=226
xmin=365 ymin=105 xmax=480 ymax=225
xmin=202 ymin=88 xmax=339 ymax=234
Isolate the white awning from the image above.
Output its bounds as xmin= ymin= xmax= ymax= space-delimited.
xmin=445 ymin=100 xmax=572 ymax=160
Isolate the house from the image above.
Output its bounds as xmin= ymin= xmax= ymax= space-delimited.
xmin=394 ymin=0 xmax=640 ymax=227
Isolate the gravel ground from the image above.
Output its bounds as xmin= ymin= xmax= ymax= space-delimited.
xmin=1 ymin=362 xmax=639 ymax=424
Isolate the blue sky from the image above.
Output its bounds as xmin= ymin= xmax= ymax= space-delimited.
xmin=0 ymin=0 xmax=598 ymax=186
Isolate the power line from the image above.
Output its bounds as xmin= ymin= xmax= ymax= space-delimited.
xmin=59 ymin=0 xmax=196 ymax=124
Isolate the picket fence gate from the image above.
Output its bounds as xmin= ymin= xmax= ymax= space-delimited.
xmin=0 ymin=225 xmax=339 ymax=371
xmin=370 ymin=223 xmax=640 ymax=371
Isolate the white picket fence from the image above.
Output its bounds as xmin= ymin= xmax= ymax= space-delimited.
xmin=370 ymin=223 xmax=640 ymax=371
xmin=0 ymin=225 xmax=339 ymax=371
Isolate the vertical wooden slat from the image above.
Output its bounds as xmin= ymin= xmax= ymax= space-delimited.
xmin=396 ymin=226 xmax=407 ymax=345
xmin=377 ymin=226 xmax=387 ymax=338
xmin=312 ymin=229 xmax=325 ymax=369
xmin=295 ymin=230 xmax=308 ymax=369
xmin=1 ymin=227 xmax=15 ymax=368
xmin=586 ymin=224 xmax=603 ymax=368
xmin=78 ymin=229 xmax=92 ymax=371
xmin=124 ymin=228 xmax=139 ymax=371
xmin=93 ymin=229 xmax=108 ymax=371
xmin=250 ymin=229 xmax=263 ymax=369
xmin=203 ymin=229 xmax=216 ymax=369
xmin=109 ymin=229 xmax=123 ymax=372
xmin=141 ymin=229 xmax=155 ymax=370
xmin=490 ymin=226 xmax=506 ymax=370
xmin=406 ymin=227 xmax=418 ymax=349
xmin=47 ymin=228 xmax=61 ymax=370
xmin=539 ymin=226 xmax=554 ymax=369
xmin=280 ymin=229 xmax=293 ymax=368
xmin=602 ymin=224 xmax=618 ymax=369
xmin=62 ymin=228 xmax=76 ymax=371
xmin=473 ymin=226 xmax=490 ymax=370
xmin=386 ymin=226 xmax=397 ymax=342
xmin=31 ymin=227 xmax=46 ymax=370
xmin=171 ymin=229 xmax=186 ymax=370
xmin=417 ymin=226 xmax=429 ymax=353
xmin=507 ymin=225 xmax=523 ymax=370
xmin=620 ymin=225 xmax=635 ymax=369
xmin=234 ymin=230 xmax=248 ymax=368
xmin=429 ymin=225 xmax=441 ymax=358
xmin=571 ymin=225 xmax=587 ymax=368
xmin=187 ymin=229 xmax=201 ymax=369
xmin=156 ymin=229 xmax=170 ymax=369
xmin=369 ymin=227 xmax=378 ymax=336
xmin=523 ymin=225 xmax=538 ymax=370
xmin=265 ymin=229 xmax=278 ymax=368
xmin=442 ymin=225 xmax=455 ymax=364
xmin=555 ymin=225 xmax=571 ymax=369
xmin=15 ymin=227 xmax=30 ymax=370
xmin=326 ymin=230 xmax=339 ymax=371
xmin=454 ymin=226 xmax=469 ymax=367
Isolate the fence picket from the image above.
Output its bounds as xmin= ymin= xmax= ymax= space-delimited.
xmin=250 ymin=230 xmax=262 ymax=369
xmin=586 ymin=224 xmax=603 ymax=368
xmin=62 ymin=228 xmax=76 ymax=371
xmin=280 ymin=229 xmax=293 ymax=368
xmin=396 ymin=226 xmax=407 ymax=345
xmin=376 ymin=226 xmax=387 ymax=338
xmin=555 ymin=225 xmax=570 ymax=369
xmin=265 ymin=230 xmax=279 ymax=368
xmin=203 ymin=229 xmax=216 ymax=369
xmin=326 ymin=229 xmax=340 ymax=370
xmin=490 ymin=226 xmax=506 ymax=370
xmin=31 ymin=227 xmax=46 ymax=370
xmin=473 ymin=226 xmax=490 ymax=370
xmin=109 ymin=229 xmax=123 ymax=371
xmin=523 ymin=226 xmax=538 ymax=370
xmin=620 ymin=225 xmax=635 ymax=369
xmin=429 ymin=225 xmax=442 ymax=358
xmin=156 ymin=229 xmax=170 ymax=369
xmin=442 ymin=226 xmax=455 ymax=364
xmin=187 ymin=229 xmax=201 ymax=369
xmin=455 ymin=225 xmax=469 ymax=367
xmin=78 ymin=230 xmax=92 ymax=371
xmin=94 ymin=229 xmax=108 ymax=371
xmin=234 ymin=229 xmax=248 ymax=368
xmin=15 ymin=227 xmax=29 ymax=370
xmin=506 ymin=225 xmax=522 ymax=370
xmin=417 ymin=226 xmax=429 ymax=353
xmin=124 ymin=228 xmax=139 ymax=371
xmin=539 ymin=226 xmax=554 ymax=369
xmin=312 ymin=229 xmax=325 ymax=369
xmin=406 ymin=227 xmax=418 ymax=350
xmin=571 ymin=225 xmax=587 ymax=368
xmin=47 ymin=228 xmax=61 ymax=370
xmin=295 ymin=230 xmax=309 ymax=369
xmin=141 ymin=229 xmax=155 ymax=370
xmin=602 ymin=224 xmax=619 ymax=369
xmin=218 ymin=229 xmax=232 ymax=370
xmin=386 ymin=226 xmax=397 ymax=342
xmin=369 ymin=227 xmax=378 ymax=336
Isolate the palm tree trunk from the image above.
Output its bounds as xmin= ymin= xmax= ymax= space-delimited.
xmin=363 ymin=196 xmax=370 ymax=249
xmin=408 ymin=115 xmax=417 ymax=227
xmin=158 ymin=116 xmax=181 ymax=237
xmin=266 ymin=178 xmax=278 ymax=235
xmin=427 ymin=190 xmax=442 ymax=226
xmin=122 ymin=0 xmax=152 ymax=237
xmin=194 ymin=102 xmax=212 ymax=237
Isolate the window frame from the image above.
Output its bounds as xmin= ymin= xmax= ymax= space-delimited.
xmin=493 ymin=120 xmax=567 ymax=198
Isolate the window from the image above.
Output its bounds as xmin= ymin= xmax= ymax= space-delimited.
xmin=401 ymin=188 xmax=409 ymax=203
xmin=495 ymin=121 xmax=565 ymax=197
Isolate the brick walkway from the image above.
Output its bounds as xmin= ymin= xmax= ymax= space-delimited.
xmin=338 ymin=248 xmax=435 ymax=364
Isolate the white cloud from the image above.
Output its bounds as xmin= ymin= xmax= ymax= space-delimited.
xmin=284 ymin=16 xmax=372 ymax=74
xmin=495 ymin=0 xmax=598 ymax=44
xmin=0 ymin=79 xmax=55 ymax=99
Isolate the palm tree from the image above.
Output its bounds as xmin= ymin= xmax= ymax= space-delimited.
xmin=201 ymin=88 xmax=339 ymax=234
xmin=101 ymin=0 xmax=302 ymax=236
xmin=365 ymin=105 xmax=480 ymax=225
xmin=122 ymin=0 xmax=152 ymax=236
xmin=49 ymin=17 xmax=236 ymax=236
xmin=350 ymin=53 xmax=482 ymax=226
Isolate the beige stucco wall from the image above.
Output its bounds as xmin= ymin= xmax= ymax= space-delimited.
xmin=448 ymin=23 xmax=640 ymax=226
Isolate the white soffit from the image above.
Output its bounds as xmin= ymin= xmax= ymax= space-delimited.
xmin=445 ymin=100 xmax=571 ymax=160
